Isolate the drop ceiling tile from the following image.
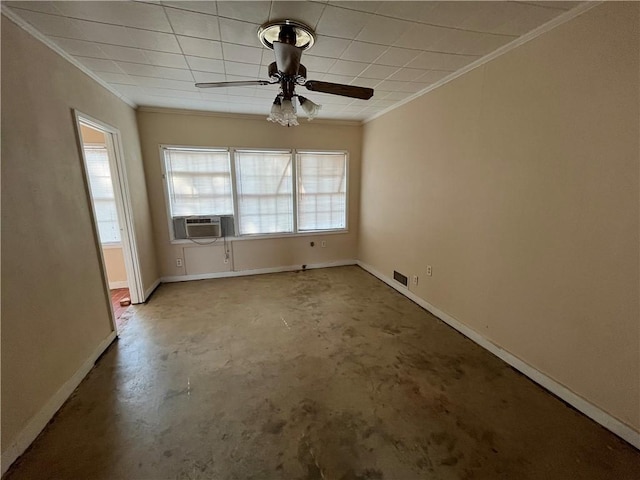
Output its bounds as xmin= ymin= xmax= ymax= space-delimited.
xmin=300 ymin=55 xmax=337 ymax=72
xmin=12 ymin=9 xmax=86 ymax=38
xmin=165 ymin=8 xmax=220 ymax=40
xmin=316 ymin=5 xmax=372 ymax=39
xmin=309 ymin=36 xmax=351 ymax=58
xmin=99 ymin=44 xmax=151 ymax=64
xmin=328 ymin=2 xmax=383 ymax=14
xmin=5 ymin=2 xmax=61 ymax=14
xmin=116 ymin=62 xmax=193 ymax=81
xmin=373 ymin=47 xmax=420 ymax=67
xmin=219 ymin=18 xmax=261 ymax=47
xmin=143 ymin=51 xmax=190 ymax=69
xmin=434 ymin=29 xmax=512 ymax=56
xmin=376 ymin=79 xmax=422 ymax=93
xmin=130 ymin=75 xmax=197 ymax=92
xmin=162 ymin=1 xmax=218 ymax=16
xmin=222 ymin=43 xmax=263 ymax=64
xmin=387 ymin=68 xmax=428 ymax=82
xmin=72 ymin=19 xmax=182 ymax=53
xmin=517 ymin=1 xmax=580 ymax=10
xmin=382 ymin=90 xmax=411 ymax=101
xmin=216 ymin=1 xmax=271 ymax=24
xmin=340 ymin=41 xmax=387 ymax=63
xmin=359 ymin=64 xmax=398 ymax=80
xmin=375 ymin=2 xmax=433 ymax=23
xmin=407 ymin=51 xmax=478 ymax=71
xmin=186 ymin=56 xmax=225 ymax=73
xmin=53 ymin=1 xmax=172 ymax=32
xmin=415 ymin=70 xmax=452 ymax=84
xmin=328 ymin=59 xmax=368 ymax=76
xmin=224 ymin=61 xmax=260 ymax=78
xmin=356 ymin=14 xmax=412 ymax=46
xmin=77 ymin=57 xmax=124 ymax=74
xmin=177 ymin=36 xmax=223 ymax=59
xmin=494 ymin=3 xmax=564 ymax=36
xmin=268 ymin=1 xmax=326 ymax=29
xmin=394 ymin=23 xmax=446 ymax=51
xmin=192 ymin=71 xmax=227 ymax=83
xmin=97 ymin=72 xmax=137 ymax=85
xmin=49 ymin=37 xmax=108 ymax=58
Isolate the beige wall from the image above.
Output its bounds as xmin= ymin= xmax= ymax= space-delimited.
xmin=1 ymin=14 xmax=157 ymax=457
xmin=103 ymin=246 xmax=128 ymax=287
xmin=359 ymin=2 xmax=639 ymax=432
xmin=136 ymin=110 xmax=362 ymax=278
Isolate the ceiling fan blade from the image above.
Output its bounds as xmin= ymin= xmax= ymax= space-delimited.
xmin=304 ymin=80 xmax=374 ymax=100
xmin=273 ymin=41 xmax=302 ymax=76
xmin=196 ymin=80 xmax=272 ymax=88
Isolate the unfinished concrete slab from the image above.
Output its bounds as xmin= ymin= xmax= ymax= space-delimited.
xmin=5 ymin=266 xmax=639 ymax=479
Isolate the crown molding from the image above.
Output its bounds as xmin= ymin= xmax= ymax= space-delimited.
xmin=136 ymin=106 xmax=363 ymax=127
xmin=364 ymin=1 xmax=602 ymax=124
xmin=1 ymin=6 xmax=137 ymax=109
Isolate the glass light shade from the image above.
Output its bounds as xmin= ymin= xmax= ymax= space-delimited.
xmin=267 ymin=96 xmax=283 ymax=123
xmin=280 ymin=98 xmax=299 ymax=127
xmin=298 ymin=96 xmax=322 ymax=120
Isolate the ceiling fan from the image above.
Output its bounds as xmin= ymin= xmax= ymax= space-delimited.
xmin=195 ymin=20 xmax=374 ymax=126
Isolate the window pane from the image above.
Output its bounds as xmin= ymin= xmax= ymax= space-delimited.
xmin=297 ymin=152 xmax=347 ymax=231
xmin=164 ymin=148 xmax=233 ymax=216
xmin=235 ymin=151 xmax=293 ymax=235
xmin=84 ymin=146 xmax=120 ymax=243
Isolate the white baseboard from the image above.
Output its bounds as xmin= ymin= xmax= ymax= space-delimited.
xmin=161 ymin=259 xmax=357 ymax=283
xmin=108 ymin=280 xmax=128 ymax=290
xmin=356 ymin=260 xmax=640 ymax=450
xmin=1 ymin=331 xmax=117 ymax=475
xmin=143 ymin=278 xmax=161 ymax=302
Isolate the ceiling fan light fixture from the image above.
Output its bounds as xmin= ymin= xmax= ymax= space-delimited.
xmin=258 ymin=20 xmax=315 ymax=50
xmin=267 ymin=96 xmax=283 ymax=124
xmin=280 ymin=98 xmax=299 ymax=127
xmin=298 ymin=96 xmax=322 ymax=121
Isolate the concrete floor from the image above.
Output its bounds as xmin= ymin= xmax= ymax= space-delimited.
xmin=5 ymin=266 xmax=639 ymax=479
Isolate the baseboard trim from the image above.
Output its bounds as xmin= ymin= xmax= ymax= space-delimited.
xmin=161 ymin=260 xmax=357 ymax=283
xmin=108 ymin=280 xmax=128 ymax=290
xmin=355 ymin=260 xmax=640 ymax=450
xmin=1 ymin=331 xmax=117 ymax=475
xmin=143 ymin=278 xmax=161 ymax=302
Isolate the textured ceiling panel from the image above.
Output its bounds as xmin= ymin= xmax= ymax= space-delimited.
xmin=5 ymin=0 xmax=582 ymax=121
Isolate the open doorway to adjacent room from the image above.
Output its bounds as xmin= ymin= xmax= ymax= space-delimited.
xmin=75 ymin=112 xmax=144 ymax=331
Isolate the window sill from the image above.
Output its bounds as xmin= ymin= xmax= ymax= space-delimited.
xmin=101 ymin=242 xmax=123 ymax=249
xmin=170 ymin=229 xmax=349 ymax=245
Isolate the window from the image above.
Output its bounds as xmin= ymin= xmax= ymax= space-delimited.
xmin=297 ymin=151 xmax=347 ymax=231
xmin=235 ymin=150 xmax=293 ymax=235
xmin=84 ymin=145 xmax=120 ymax=243
xmin=163 ymin=147 xmax=233 ymax=216
xmin=162 ymin=146 xmax=348 ymax=239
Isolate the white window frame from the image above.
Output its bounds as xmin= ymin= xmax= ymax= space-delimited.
xmin=160 ymin=145 xmax=349 ymax=243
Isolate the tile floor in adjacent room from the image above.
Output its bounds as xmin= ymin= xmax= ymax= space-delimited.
xmin=110 ymin=287 xmax=131 ymax=330
xmin=5 ymin=266 xmax=640 ymax=479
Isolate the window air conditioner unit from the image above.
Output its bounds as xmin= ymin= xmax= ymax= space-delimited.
xmin=183 ymin=216 xmax=221 ymax=239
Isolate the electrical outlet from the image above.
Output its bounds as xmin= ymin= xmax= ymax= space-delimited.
xmin=412 ymin=275 xmax=418 ymax=285
xmin=426 ymin=265 xmax=432 ymax=276
xmin=176 ymin=258 xmax=183 ymax=267
xmin=321 ymin=240 xmax=326 ymax=248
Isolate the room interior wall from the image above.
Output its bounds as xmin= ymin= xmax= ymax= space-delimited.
xmin=136 ymin=109 xmax=362 ymax=279
xmin=103 ymin=246 xmax=128 ymax=288
xmin=1 ymin=14 xmax=158 ymax=468
xmin=359 ymin=1 xmax=639 ymax=435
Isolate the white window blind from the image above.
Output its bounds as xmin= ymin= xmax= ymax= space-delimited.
xmin=164 ymin=148 xmax=233 ymax=216
xmin=296 ymin=152 xmax=347 ymax=231
xmin=235 ymin=150 xmax=293 ymax=235
xmin=84 ymin=146 xmax=121 ymax=243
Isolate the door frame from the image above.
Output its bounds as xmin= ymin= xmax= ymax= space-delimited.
xmin=74 ymin=110 xmax=145 ymax=309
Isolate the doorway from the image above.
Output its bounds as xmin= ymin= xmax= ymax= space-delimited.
xmin=75 ymin=112 xmax=144 ymax=331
